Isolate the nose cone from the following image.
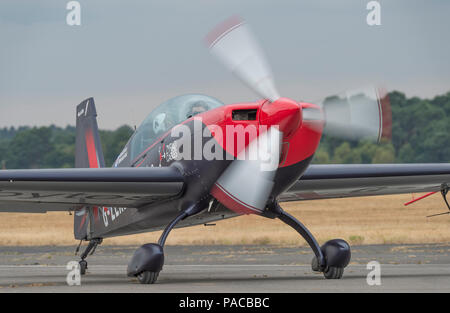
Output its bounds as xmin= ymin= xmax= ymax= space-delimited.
xmin=259 ymin=97 xmax=302 ymax=137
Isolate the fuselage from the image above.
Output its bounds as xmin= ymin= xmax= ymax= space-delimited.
xmin=91 ymin=96 xmax=324 ymax=239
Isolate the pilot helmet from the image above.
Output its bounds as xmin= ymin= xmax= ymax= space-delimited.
xmin=186 ymin=101 xmax=208 ymax=119
xmin=153 ymin=113 xmax=167 ymax=134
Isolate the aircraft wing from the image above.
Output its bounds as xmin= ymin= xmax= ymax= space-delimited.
xmin=0 ymin=167 xmax=184 ymax=212
xmin=280 ymin=164 xmax=450 ymax=202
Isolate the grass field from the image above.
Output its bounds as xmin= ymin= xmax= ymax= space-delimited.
xmin=0 ymin=194 xmax=449 ymax=246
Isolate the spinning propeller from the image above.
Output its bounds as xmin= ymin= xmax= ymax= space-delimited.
xmin=210 ymin=127 xmax=282 ymax=214
xmin=306 ymin=86 xmax=391 ymax=142
xmin=207 ymin=16 xmax=391 ymax=214
xmin=206 ymin=16 xmax=280 ymax=103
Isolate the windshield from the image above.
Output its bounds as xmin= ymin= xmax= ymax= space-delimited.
xmin=130 ymin=94 xmax=224 ymax=161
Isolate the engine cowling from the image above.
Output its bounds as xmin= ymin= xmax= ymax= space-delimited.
xmin=259 ymin=97 xmax=302 ymax=138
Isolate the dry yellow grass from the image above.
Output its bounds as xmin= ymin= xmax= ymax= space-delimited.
xmin=0 ymin=194 xmax=449 ymax=246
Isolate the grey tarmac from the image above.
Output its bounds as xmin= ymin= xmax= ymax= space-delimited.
xmin=0 ymin=244 xmax=449 ymax=292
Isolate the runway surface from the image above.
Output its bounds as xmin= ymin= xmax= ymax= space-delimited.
xmin=0 ymin=244 xmax=449 ymax=292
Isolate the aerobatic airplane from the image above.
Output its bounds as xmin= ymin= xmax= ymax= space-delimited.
xmin=1 ymin=17 xmax=449 ymax=284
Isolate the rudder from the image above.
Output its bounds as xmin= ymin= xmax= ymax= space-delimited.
xmin=75 ymin=98 xmax=105 ymax=168
xmin=74 ymin=97 xmax=105 ymax=240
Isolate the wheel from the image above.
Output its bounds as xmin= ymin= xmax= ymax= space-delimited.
xmin=311 ymin=257 xmax=320 ymax=272
xmin=79 ymin=260 xmax=87 ymax=276
xmin=137 ymin=271 xmax=159 ymax=284
xmin=323 ymin=266 xmax=344 ymax=279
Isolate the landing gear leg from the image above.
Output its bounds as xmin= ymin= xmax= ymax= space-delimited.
xmin=264 ymin=200 xmax=351 ymax=279
xmin=78 ymin=238 xmax=103 ymax=275
xmin=127 ymin=203 xmax=205 ymax=284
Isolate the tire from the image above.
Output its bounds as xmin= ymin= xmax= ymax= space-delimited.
xmin=137 ymin=271 xmax=159 ymax=284
xmin=323 ymin=266 xmax=344 ymax=279
xmin=311 ymin=257 xmax=320 ymax=272
xmin=79 ymin=260 xmax=87 ymax=276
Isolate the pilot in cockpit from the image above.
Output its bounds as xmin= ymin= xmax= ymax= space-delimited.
xmin=153 ymin=113 xmax=174 ymax=136
xmin=186 ymin=101 xmax=209 ymax=119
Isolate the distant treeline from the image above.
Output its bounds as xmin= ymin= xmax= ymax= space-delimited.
xmin=0 ymin=90 xmax=449 ymax=169
xmin=315 ymin=90 xmax=450 ymax=164
xmin=0 ymin=125 xmax=133 ymax=169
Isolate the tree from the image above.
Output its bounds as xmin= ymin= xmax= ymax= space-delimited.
xmin=313 ymin=148 xmax=330 ymax=164
xmin=1 ymin=89 xmax=450 ymax=168
xmin=398 ymin=143 xmax=415 ymax=163
xmin=7 ymin=127 xmax=53 ymax=168
xmin=372 ymin=144 xmax=396 ymax=163
xmin=332 ymin=142 xmax=362 ymax=164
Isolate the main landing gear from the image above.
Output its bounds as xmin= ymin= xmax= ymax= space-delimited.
xmin=127 ymin=203 xmax=205 ymax=284
xmin=127 ymin=199 xmax=350 ymax=284
xmin=76 ymin=238 xmax=103 ymax=275
xmin=264 ymin=201 xmax=351 ymax=279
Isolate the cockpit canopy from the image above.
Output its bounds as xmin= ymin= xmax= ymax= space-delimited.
xmin=130 ymin=94 xmax=224 ymax=161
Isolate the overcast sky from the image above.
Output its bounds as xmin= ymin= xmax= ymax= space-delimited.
xmin=1 ymin=0 xmax=449 ymax=129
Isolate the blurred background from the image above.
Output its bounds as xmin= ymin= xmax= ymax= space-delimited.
xmin=0 ymin=1 xmax=449 ymax=246
xmin=1 ymin=0 xmax=450 ymax=168
xmin=1 ymin=0 xmax=449 ymax=126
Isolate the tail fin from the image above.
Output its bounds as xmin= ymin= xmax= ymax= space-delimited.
xmin=74 ymin=97 xmax=105 ymax=240
xmin=75 ymin=98 xmax=105 ymax=168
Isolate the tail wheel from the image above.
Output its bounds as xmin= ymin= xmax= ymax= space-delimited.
xmin=323 ymin=266 xmax=344 ymax=279
xmin=137 ymin=271 xmax=159 ymax=284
